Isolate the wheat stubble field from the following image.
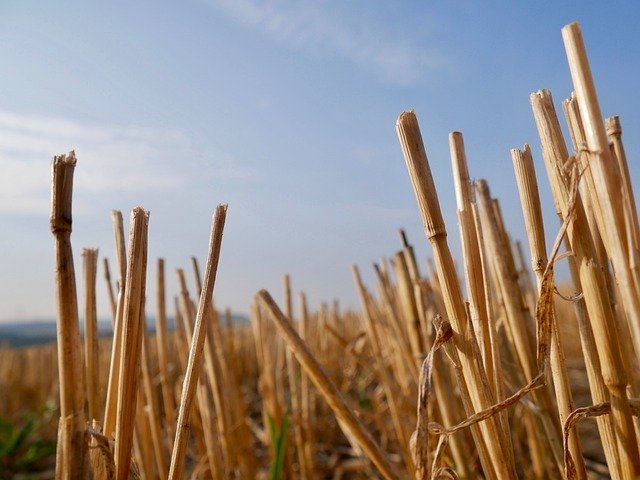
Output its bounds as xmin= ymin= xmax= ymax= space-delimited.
xmin=1 ymin=21 xmax=640 ymax=479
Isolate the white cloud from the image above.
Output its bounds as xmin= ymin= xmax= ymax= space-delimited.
xmin=205 ymin=0 xmax=445 ymax=85
xmin=0 ymin=110 xmax=256 ymax=215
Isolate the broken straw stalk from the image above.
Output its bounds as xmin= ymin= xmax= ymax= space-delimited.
xmin=168 ymin=203 xmax=228 ymax=478
xmin=257 ymin=289 xmax=400 ymax=480
xmin=50 ymin=151 xmax=86 ymax=478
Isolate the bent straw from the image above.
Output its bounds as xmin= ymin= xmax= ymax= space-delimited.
xmin=396 ymin=110 xmax=515 ymax=478
xmin=168 ymin=204 xmax=228 ymax=479
xmin=51 ymin=151 xmax=86 ymax=479
xmin=257 ymin=289 xmax=399 ymax=480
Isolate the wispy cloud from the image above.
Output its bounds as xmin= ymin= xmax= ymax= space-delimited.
xmin=205 ymin=0 xmax=446 ymax=85
xmin=0 ymin=110 xmax=256 ymax=215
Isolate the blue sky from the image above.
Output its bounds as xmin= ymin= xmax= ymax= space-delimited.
xmin=1 ymin=1 xmax=639 ymax=321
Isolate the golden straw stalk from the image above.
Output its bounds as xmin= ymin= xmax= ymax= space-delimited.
xmin=50 ymin=151 xmax=87 ymax=479
xmin=168 ymin=204 xmax=228 ymax=478
xmin=82 ymin=247 xmax=100 ymax=423
xmin=113 ymin=207 xmax=150 ymax=480
xmin=396 ymin=110 xmax=515 ymax=479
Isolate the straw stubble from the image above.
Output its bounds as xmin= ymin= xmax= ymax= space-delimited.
xmin=396 ymin=110 xmax=516 ymax=479
xmin=113 ymin=207 xmax=149 ymax=480
xmin=168 ymin=204 xmax=228 ymax=478
xmin=50 ymin=151 xmax=87 ymax=479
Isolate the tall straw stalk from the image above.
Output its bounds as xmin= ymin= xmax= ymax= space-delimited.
xmin=50 ymin=151 xmax=87 ymax=479
xmin=168 ymin=204 xmax=228 ymax=478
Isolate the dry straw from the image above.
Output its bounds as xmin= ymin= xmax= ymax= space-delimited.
xmin=24 ymin=18 xmax=640 ymax=480
xmin=257 ymin=289 xmax=400 ymax=480
xmin=113 ymin=207 xmax=149 ymax=480
xmin=168 ymin=204 xmax=228 ymax=478
xmin=397 ymin=110 xmax=516 ymax=479
xmin=50 ymin=151 xmax=86 ymax=478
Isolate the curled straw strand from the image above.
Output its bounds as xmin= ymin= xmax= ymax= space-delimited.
xmin=411 ymin=315 xmax=452 ymax=480
xmin=409 ymin=158 xmax=583 ymax=479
